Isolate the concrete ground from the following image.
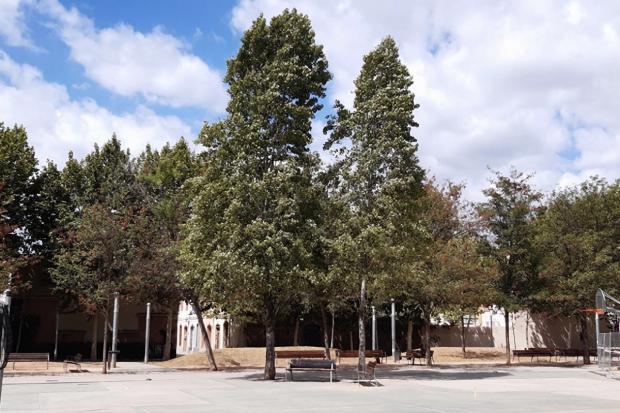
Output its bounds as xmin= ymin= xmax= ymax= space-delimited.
xmin=1 ymin=364 xmax=619 ymax=412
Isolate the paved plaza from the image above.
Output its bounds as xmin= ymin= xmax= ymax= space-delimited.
xmin=1 ymin=364 xmax=619 ymax=412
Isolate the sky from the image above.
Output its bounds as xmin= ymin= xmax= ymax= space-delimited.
xmin=1 ymin=0 xmax=619 ymax=199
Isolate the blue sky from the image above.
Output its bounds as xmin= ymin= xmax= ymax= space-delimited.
xmin=1 ymin=0 xmax=620 ymax=199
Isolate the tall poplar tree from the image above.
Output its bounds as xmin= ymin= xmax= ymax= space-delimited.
xmin=324 ymin=37 xmax=424 ymax=372
xmin=180 ymin=10 xmax=330 ymax=380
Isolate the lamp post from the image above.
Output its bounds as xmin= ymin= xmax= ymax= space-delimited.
xmin=391 ymin=298 xmax=396 ymax=362
xmin=371 ymin=306 xmax=377 ymax=351
xmin=144 ymin=303 xmax=151 ymax=363
xmin=111 ymin=292 xmax=120 ymax=368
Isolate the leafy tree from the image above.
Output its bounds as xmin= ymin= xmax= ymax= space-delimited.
xmin=440 ymin=235 xmax=498 ymax=357
xmin=180 ymin=10 xmax=330 ymax=380
xmin=0 ymin=183 xmax=22 ymax=291
xmin=81 ymin=135 xmax=137 ymax=211
xmin=379 ymin=182 xmax=465 ymax=365
xmin=52 ymin=137 xmax=138 ymax=370
xmin=131 ymin=139 xmax=198 ymax=360
xmin=477 ymin=169 xmax=542 ymax=364
xmin=324 ymin=37 xmax=424 ymax=371
xmin=535 ymin=177 xmax=620 ymax=364
xmin=0 ymin=123 xmax=38 ymax=291
xmin=52 ymin=203 xmax=132 ymax=373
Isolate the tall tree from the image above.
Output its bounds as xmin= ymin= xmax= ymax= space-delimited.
xmin=379 ymin=182 xmax=469 ymax=366
xmin=535 ymin=177 xmax=620 ymax=364
xmin=132 ymin=139 xmax=197 ymax=360
xmin=52 ymin=203 xmax=133 ymax=373
xmin=52 ymin=137 xmax=138 ymax=371
xmin=477 ymin=169 xmax=542 ymax=365
xmin=0 ymin=123 xmax=38 ymax=291
xmin=324 ymin=37 xmax=424 ymax=372
xmin=180 ymin=10 xmax=330 ymax=380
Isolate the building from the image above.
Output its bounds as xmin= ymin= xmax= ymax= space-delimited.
xmin=176 ymin=301 xmax=244 ymax=354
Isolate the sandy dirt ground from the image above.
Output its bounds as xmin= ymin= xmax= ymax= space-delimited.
xmin=158 ymin=346 xmax=586 ymax=370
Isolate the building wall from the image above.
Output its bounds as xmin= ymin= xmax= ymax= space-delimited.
xmin=13 ymin=295 xmax=175 ymax=360
xmin=175 ymin=301 xmax=244 ymax=355
xmin=433 ymin=309 xmax=600 ymax=349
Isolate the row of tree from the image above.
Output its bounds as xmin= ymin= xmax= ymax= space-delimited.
xmin=1 ymin=9 xmax=618 ymax=379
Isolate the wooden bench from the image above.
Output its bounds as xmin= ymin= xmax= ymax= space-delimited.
xmin=286 ymin=359 xmax=337 ymax=382
xmin=357 ymin=361 xmax=378 ymax=386
xmin=7 ymin=353 xmax=49 ymax=370
xmin=275 ymin=350 xmax=327 ymax=361
xmin=554 ymin=348 xmax=597 ymax=362
xmin=512 ymin=348 xmax=558 ymax=362
xmin=404 ymin=349 xmax=434 ymax=365
xmin=336 ymin=349 xmax=386 ymax=364
xmin=63 ymin=354 xmax=82 ymax=372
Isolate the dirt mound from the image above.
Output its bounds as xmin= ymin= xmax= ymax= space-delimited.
xmin=160 ymin=346 xmax=327 ymax=369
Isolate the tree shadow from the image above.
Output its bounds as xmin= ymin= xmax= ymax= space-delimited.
xmin=224 ymin=365 xmax=512 ymax=382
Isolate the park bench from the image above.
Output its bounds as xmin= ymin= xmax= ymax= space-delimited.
xmin=336 ymin=349 xmax=386 ymax=364
xmin=7 ymin=352 xmax=49 ymax=370
xmin=285 ymin=359 xmax=337 ymax=382
xmin=557 ymin=348 xmax=597 ymax=362
xmin=357 ymin=361 xmax=379 ymax=386
xmin=63 ymin=353 xmax=82 ymax=372
xmin=512 ymin=348 xmax=558 ymax=362
xmin=404 ymin=349 xmax=434 ymax=365
xmin=275 ymin=350 xmax=327 ymax=361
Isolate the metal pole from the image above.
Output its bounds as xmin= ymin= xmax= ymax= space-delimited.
xmin=595 ymin=311 xmax=600 ymax=356
xmin=0 ymin=288 xmax=12 ymax=406
xmin=371 ymin=306 xmax=377 ymax=351
xmin=144 ymin=303 xmax=151 ymax=364
xmin=111 ymin=292 xmax=119 ymax=368
xmin=391 ymin=298 xmax=396 ymax=362
xmin=53 ymin=307 xmax=59 ymax=361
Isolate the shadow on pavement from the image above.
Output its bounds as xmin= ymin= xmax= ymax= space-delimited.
xmin=224 ymin=365 xmax=512 ymax=382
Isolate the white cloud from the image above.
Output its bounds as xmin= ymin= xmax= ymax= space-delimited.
xmin=0 ymin=50 xmax=192 ymax=165
xmin=36 ymin=0 xmax=227 ymax=112
xmin=0 ymin=0 xmax=36 ymax=48
xmin=231 ymin=0 xmax=620 ymax=199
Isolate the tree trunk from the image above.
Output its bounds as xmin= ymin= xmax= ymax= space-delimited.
xmin=504 ymin=311 xmax=511 ymax=365
xmin=461 ymin=314 xmax=466 ymax=358
xmin=349 ymin=330 xmax=354 ymax=350
xmin=330 ymin=311 xmax=335 ymax=349
xmin=90 ymin=314 xmax=98 ymax=361
xmin=190 ymin=301 xmax=218 ymax=371
xmin=163 ymin=307 xmax=173 ymax=361
xmin=358 ymin=276 xmax=367 ymax=373
xmin=407 ymin=319 xmax=413 ymax=352
xmin=320 ymin=306 xmax=331 ymax=359
xmin=424 ymin=313 xmax=432 ymax=367
xmin=264 ymin=306 xmax=276 ymax=380
xmin=293 ymin=318 xmax=299 ymax=346
xmin=579 ymin=316 xmax=591 ymax=365
xmin=102 ymin=310 xmax=108 ymax=374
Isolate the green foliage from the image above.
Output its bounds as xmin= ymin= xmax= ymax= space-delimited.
xmin=180 ymin=9 xmax=330 ymax=379
xmin=324 ymin=37 xmax=424 ymax=369
xmin=128 ymin=140 xmax=198 ymax=307
xmin=324 ymin=36 xmax=424 ymax=297
xmin=0 ymin=123 xmax=38 ymax=255
xmin=535 ymin=177 xmax=620 ymax=316
xmin=81 ymin=135 xmax=136 ymax=210
xmin=477 ymin=169 xmax=542 ymax=312
xmin=52 ymin=203 xmax=132 ymax=313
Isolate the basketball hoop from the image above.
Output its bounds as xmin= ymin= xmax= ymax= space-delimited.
xmin=582 ymin=308 xmax=606 ymax=315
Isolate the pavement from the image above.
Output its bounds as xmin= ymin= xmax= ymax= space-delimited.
xmin=1 ymin=364 xmax=619 ymax=412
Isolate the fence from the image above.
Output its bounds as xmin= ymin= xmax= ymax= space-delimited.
xmin=598 ymin=332 xmax=620 ymax=377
